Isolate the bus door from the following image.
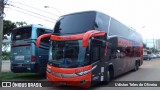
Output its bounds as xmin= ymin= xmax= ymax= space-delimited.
xmin=90 ymin=39 xmax=108 ymax=84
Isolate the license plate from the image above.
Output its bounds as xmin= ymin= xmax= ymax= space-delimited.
xmin=15 ymin=56 xmax=24 ymax=60
xmin=59 ymin=82 xmax=67 ymax=85
xmin=17 ymin=64 xmax=22 ymax=67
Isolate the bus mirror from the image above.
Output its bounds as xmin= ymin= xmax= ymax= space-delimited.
xmin=82 ymin=30 xmax=106 ymax=47
xmin=36 ymin=34 xmax=52 ymax=47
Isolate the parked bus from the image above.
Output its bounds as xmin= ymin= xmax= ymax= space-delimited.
xmin=10 ymin=24 xmax=52 ymax=74
xmin=36 ymin=11 xmax=143 ymax=88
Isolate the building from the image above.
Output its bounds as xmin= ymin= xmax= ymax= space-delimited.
xmin=156 ymin=39 xmax=160 ymax=51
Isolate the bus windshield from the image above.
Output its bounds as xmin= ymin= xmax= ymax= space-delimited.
xmin=53 ymin=12 xmax=96 ymax=34
xmin=49 ymin=40 xmax=90 ymax=68
xmin=12 ymin=27 xmax=32 ymax=41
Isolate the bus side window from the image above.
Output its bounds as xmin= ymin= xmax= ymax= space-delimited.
xmin=37 ymin=28 xmax=45 ymax=37
xmin=92 ymin=44 xmax=101 ymax=62
xmin=37 ymin=28 xmax=50 ymax=44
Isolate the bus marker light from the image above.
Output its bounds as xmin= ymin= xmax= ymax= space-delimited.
xmin=27 ymin=68 xmax=31 ymax=70
xmin=31 ymin=55 xmax=36 ymax=62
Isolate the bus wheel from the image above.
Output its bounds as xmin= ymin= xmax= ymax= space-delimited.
xmin=107 ymin=70 xmax=110 ymax=81
xmin=133 ymin=61 xmax=139 ymax=71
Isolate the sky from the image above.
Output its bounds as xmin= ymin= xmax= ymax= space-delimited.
xmin=3 ymin=0 xmax=160 ymax=41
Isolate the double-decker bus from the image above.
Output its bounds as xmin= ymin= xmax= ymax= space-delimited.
xmin=10 ymin=24 xmax=52 ymax=74
xmin=36 ymin=11 xmax=143 ymax=88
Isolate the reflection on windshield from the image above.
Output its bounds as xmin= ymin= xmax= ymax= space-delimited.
xmin=49 ymin=40 xmax=90 ymax=68
xmin=53 ymin=12 xmax=96 ymax=34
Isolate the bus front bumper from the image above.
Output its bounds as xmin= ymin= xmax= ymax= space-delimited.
xmin=46 ymin=71 xmax=92 ymax=88
xmin=11 ymin=63 xmax=37 ymax=73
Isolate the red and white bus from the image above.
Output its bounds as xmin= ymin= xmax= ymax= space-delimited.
xmin=36 ymin=11 xmax=143 ymax=88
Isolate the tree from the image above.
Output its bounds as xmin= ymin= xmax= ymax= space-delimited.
xmin=2 ymin=42 xmax=10 ymax=52
xmin=15 ymin=21 xmax=27 ymax=27
xmin=3 ymin=20 xmax=16 ymax=39
xmin=151 ymin=48 xmax=159 ymax=53
xmin=3 ymin=20 xmax=27 ymax=39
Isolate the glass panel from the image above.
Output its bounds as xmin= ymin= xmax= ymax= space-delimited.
xmin=49 ymin=40 xmax=90 ymax=68
xmin=12 ymin=27 xmax=32 ymax=41
xmin=54 ymin=12 xmax=96 ymax=34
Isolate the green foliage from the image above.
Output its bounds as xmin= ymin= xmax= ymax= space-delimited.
xmin=3 ymin=20 xmax=27 ymax=39
xmin=15 ymin=21 xmax=27 ymax=27
xmin=3 ymin=20 xmax=17 ymax=37
xmin=2 ymin=52 xmax=10 ymax=57
xmin=0 ymin=72 xmax=38 ymax=80
xmin=2 ymin=52 xmax=10 ymax=60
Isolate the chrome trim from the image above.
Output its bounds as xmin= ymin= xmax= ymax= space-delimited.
xmin=47 ymin=69 xmax=78 ymax=78
xmin=47 ymin=65 xmax=97 ymax=78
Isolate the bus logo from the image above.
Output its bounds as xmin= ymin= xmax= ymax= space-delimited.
xmin=2 ymin=82 xmax=11 ymax=87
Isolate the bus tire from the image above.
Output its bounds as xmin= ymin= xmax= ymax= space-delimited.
xmin=104 ymin=70 xmax=110 ymax=84
xmin=133 ymin=61 xmax=139 ymax=71
xmin=107 ymin=70 xmax=110 ymax=81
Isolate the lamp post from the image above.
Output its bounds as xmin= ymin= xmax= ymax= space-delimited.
xmin=44 ymin=5 xmax=61 ymax=16
xmin=0 ymin=0 xmax=4 ymax=72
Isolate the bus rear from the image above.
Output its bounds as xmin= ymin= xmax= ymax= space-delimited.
xmin=10 ymin=25 xmax=52 ymax=74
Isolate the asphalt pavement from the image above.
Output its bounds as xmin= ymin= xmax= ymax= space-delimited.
xmin=1 ymin=58 xmax=160 ymax=90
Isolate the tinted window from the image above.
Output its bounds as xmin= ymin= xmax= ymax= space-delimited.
xmin=109 ymin=18 xmax=119 ymax=36
xmin=12 ymin=27 xmax=32 ymax=41
xmin=37 ymin=28 xmax=45 ymax=37
xmin=129 ymin=31 xmax=143 ymax=42
xmin=109 ymin=18 xmax=143 ymax=42
xmin=37 ymin=28 xmax=52 ymax=36
xmin=41 ymin=37 xmax=50 ymax=44
xmin=92 ymin=40 xmax=101 ymax=62
xmin=37 ymin=28 xmax=52 ymax=43
xmin=92 ymin=45 xmax=100 ymax=62
xmin=49 ymin=40 xmax=90 ymax=68
xmin=109 ymin=18 xmax=130 ymax=38
xmin=54 ymin=12 xmax=96 ymax=34
xmin=95 ymin=13 xmax=110 ymax=32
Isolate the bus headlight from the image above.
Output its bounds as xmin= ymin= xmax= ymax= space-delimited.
xmin=76 ymin=65 xmax=97 ymax=76
xmin=76 ymin=70 xmax=91 ymax=76
xmin=47 ymin=68 xmax=51 ymax=73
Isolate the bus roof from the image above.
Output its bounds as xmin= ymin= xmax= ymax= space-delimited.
xmin=12 ymin=24 xmax=52 ymax=30
xmin=54 ymin=11 xmax=142 ymax=42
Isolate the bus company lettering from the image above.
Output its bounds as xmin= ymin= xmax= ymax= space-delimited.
xmin=115 ymin=83 xmax=128 ymax=86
